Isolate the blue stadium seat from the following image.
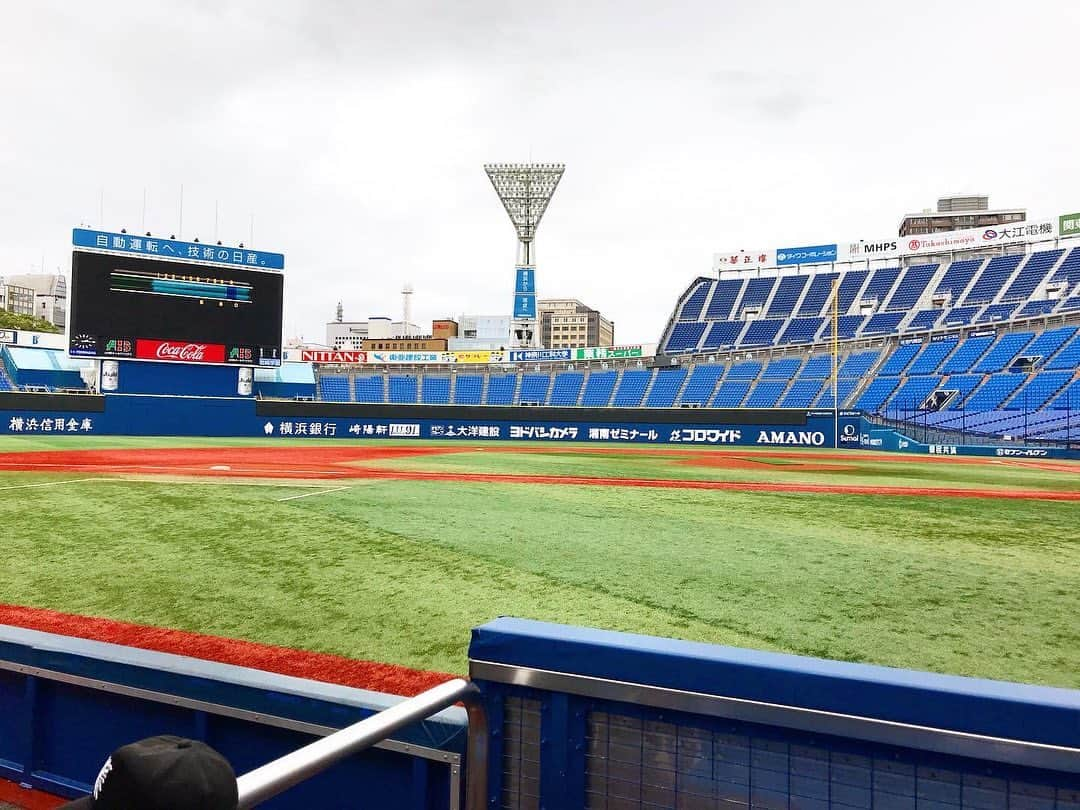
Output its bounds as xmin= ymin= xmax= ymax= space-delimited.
xmin=1017 ymin=299 xmax=1058 ymax=317
xmin=877 ymin=343 xmax=920 ymax=376
xmin=1046 ymin=332 xmax=1080 ymax=370
xmin=779 ymin=379 xmax=823 ymax=408
xmin=549 ymin=372 xmax=585 ymax=406
xmin=799 ymin=355 xmax=832 ymax=379
xmin=855 ymin=378 xmax=900 ymax=413
xmin=938 ymin=375 xmax=982 ymax=409
xmin=976 ymin=303 xmax=1018 ymax=323
xmin=861 ymin=312 xmax=904 ymax=335
xmin=1049 ymin=379 xmax=1080 ymax=409
xmin=739 ymin=277 xmax=776 ymax=311
xmin=797 ymin=273 xmax=838 ymax=316
xmin=934 ymin=258 xmax=983 ymax=301
xmin=745 ymin=380 xmax=786 ymax=407
xmin=1049 ymin=248 xmax=1080 ymax=285
xmin=962 ymin=254 xmax=1023 ymax=304
xmin=859 ymin=267 xmax=901 ymax=305
xmin=778 ymin=318 xmax=824 ymax=344
xmin=318 ymin=375 xmax=350 ymax=402
xmin=581 ymin=371 xmax=618 ymax=406
xmin=726 ymin=361 xmax=763 ymax=380
xmin=354 ymin=375 xmax=385 ymax=403
xmin=678 ymin=364 xmax=724 ymax=406
xmin=940 ymin=336 xmax=993 ymax=374
xmin=835 ymin=315 xmax=864 ymax=339
xmin=420 ymin=376 xmax=451 ymax=404
xmin=907 ymin=309 xmax=943 ymax=331
xmin=941 ymin=306 xmax=980 ymax=326
xmin=886 ymin=376 xmax=941 ymax=411
xmin=1060 ymin=296 xmax=1080 ymax=312
xmin=485 ymin=374 xmax=517 ymax=405
xmin=645 ymin=368 xmax=687 ymax=407
xmin=836 ymin=270 xmax=869 ymax=311
xmin=1001 ymin=250 xmax=1063 ymax=302
xmin=907 ymin=340 xmax=957 ymax=375
xmin=453 ymin=374 xmax=483 ymax=405
xmin=815 ymin=380 xmax=856 ymax=408
xmin=972 ymin=333 xmax=1034 ymax=373
xmin=518 ymin=373 xmax=552 ymax=404
xmin=885 ymin=264 xmax=937 ymax=311
xmin=1006 ymin=372 xmax=1073 ymax=411
xmin=711 ymin=380 xmax=751 ymax=407
xmin=675 ymin=278 xmax=711 ymax=320
xmin=964 ymin=373 xmax=1025 ymax=411
xmin=700 ymin=321 xmax=744 ymax=349
xmin=665 ymin=322 xmax=707 ymax=353
xmin=703 ymin=280 xmax=743 ymax=320
xmin=612 ymin=369 xmax=653 ymax=406
xmin=1023 ymin=326 xmax=1076 ymax=366
xmin=388 ymin=375 xmax=418 ymax=404
xmin=766 ymin=275 xmax=809 ymax=317
xmin=740 ymin=320 xmax=784 ymax=346
xmin=838 ymin=351 xmax=878 ymax=378
xmin=762 ymin=358 xmax=802 ymax=379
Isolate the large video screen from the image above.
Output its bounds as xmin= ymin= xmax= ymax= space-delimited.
xmin=69 ymin=251 xmax=283 ymax=367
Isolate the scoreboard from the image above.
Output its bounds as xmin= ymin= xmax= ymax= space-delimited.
xmin=69 ymin=250 xmax=284 ymax=367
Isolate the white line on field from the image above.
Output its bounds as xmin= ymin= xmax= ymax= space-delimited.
xmin=276 ymin=486 xmax=350 ymax=502
xmin=0 ymin=478 xmax=109 ymax=491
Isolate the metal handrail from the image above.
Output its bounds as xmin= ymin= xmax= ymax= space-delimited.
xmin=236 ymin=678 xmax=484 ymax=809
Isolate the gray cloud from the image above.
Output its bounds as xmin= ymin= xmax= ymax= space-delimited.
xmin=1 ymin=0 xmax=1078 ymax=343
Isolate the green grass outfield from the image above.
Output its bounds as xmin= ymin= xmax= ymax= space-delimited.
xmin=0 ymin=436 xmax=1078 ymax=687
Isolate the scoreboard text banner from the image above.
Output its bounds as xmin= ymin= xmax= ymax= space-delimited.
xmin=73 ymin=229 xmax=284 ymax=270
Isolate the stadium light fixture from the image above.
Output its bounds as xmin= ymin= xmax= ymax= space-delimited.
xmin=484 ymin=163 xmax=565 ymax=347
xmin=483 ymin=163 xmax=565 ymax=265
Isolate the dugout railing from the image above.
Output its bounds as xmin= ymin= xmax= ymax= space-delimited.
xmin=2 ymin=620 xmax=1078 ymax=808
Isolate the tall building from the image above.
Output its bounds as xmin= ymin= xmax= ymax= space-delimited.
xmin=538 ymin=299 xmax=614 ymax=349
xmin=447 ymin=315 xmax=511 ymax=351
xmin=0 ymin=283 xmax=35 ymax=317
xmin=325 ymin=306 xmax=422 ymax=350
xmin=899 ymin=195 xmax=1025 ymax=237
xmin=2 ymin=274 xmax=66 ymax=326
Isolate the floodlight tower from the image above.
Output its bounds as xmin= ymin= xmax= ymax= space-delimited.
xmin=484 ymin=163 xmax=565 ymax=347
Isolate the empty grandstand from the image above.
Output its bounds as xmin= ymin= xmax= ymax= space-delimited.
xmin=296 ymin=236 xmax=1080 ymax=446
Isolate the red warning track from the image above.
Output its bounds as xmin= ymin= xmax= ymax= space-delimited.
xmin=0 ymin=603 xmax=453 ymax=697
xmin=0 ymin=445 xmax=1076 ymax=499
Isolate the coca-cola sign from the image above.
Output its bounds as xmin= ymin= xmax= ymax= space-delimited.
xmin=136 ymin=339 xmax=226 ymax=364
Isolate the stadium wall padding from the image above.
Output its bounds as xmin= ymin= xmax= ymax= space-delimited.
xmin=469 ymin=618 xmax=1080 ymax=809
xmin=0 ymin=393 xmax=854 ymax=447
xmin=0 ymin=625 xmax=464 ymax=808
xmin=0 ymin=394 xmax=1077 ymax=456
xmin=112 ymin=360 xmax=251 ymax=397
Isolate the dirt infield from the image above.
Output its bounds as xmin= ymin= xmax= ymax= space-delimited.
xmin=0 ymin=444 xmax=1076 ymax=499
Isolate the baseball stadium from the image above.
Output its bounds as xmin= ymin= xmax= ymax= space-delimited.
xmin=0 ymin=178 xmax=1077 ymax=808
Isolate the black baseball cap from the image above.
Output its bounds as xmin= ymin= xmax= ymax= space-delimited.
xmin=60 ymin=735 xmax=238 ymax=810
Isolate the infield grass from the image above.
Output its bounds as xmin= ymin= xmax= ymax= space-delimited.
xmin=1 ymin=437 xmax=1078 ymax=687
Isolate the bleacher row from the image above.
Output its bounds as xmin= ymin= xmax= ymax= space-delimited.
xmin=662 ymin=247 xmax=1080 ymax=353
xmin=316 ymin=325 xmax=1080 ymax=438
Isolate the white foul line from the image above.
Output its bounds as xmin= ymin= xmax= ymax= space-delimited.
xmin=275 ymin=486 xmax=350 ymax=502
xmin=0 ymin=478 xmax=111 ymax=492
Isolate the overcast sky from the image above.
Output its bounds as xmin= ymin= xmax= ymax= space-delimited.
xmin=2 ymin=1 xmax=1078 ymax=344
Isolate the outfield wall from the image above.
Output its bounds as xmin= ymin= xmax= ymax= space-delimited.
xmin=1 ymin=392 xmax=1077 ymax=457
xmin=0 ymin=392 xmax=854 ymax=447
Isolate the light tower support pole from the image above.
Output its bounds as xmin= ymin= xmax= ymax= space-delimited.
xmin=484 ymin=163 xmax=565 ymax=348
